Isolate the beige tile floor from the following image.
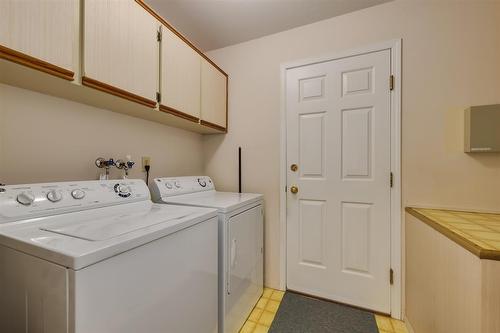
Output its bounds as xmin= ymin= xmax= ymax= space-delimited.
xmin=240 ymin=288 xmax=284 ymax=333
xmin=240 ymin=288 xmax=408 ymax=333
xmin=375 ymin=314 xmax=409 ymax=333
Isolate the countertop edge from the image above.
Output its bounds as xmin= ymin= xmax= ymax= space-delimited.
xmin=405 ymin=207 xmax=500 ymax=261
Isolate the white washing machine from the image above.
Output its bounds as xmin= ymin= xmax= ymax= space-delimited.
xmin=0 ymin=179 xmax=219 ymax=333
xmin=150 ymin=176 xmax=264 ymax=333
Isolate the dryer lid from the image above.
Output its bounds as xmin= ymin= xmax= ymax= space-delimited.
xmin=160 ymin=191 xmax=263 ymax=213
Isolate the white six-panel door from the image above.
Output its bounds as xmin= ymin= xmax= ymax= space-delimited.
xmin=286 ymin=49 xmax=392 ymax=313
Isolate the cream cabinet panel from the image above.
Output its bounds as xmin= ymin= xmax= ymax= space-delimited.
xmin=161 ymin=27 xmax=201 ymax=119
xmin=0 ymin=0 xmax=77 ymax=73
xmin=201 ymin=59 xmax=227 ymax=129
xmin=84 ymin=0 xmax=158 ymax=103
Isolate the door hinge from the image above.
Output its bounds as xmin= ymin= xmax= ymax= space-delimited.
xmin=390 ymin=268 xmax=394 ymax=285
xmin=285 ymin=186 xmax=287 ymax=193
xmin=156 ymin=92 xmax=161 ymax=103
xmin=389 ymin=75 xmax=395 ymax=91
xmin=390 ymin=172 xmax=394 ymax=188
xmin=157 ymin=30 xmax=162 ymax=42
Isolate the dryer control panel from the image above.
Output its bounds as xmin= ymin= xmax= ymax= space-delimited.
xmin=0 ymin=179 xmax=150 ymax=224
xmin=150 ymin=176 xmax=215 ymax=201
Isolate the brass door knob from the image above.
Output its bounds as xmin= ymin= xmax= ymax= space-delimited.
xmin=290 ymin=186 xmax=299 ymax=194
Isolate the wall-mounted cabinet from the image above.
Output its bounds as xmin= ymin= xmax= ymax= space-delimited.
xmin=160 ymin=26 xmax=201 ymax=123
xmin=464 ymin=104 xmax=500 ymax=153
xmin=83 ymin=0 xmax=158 ymax=107
xmin=0 ymin=0 xmax=77 ymax=80
xmin=0 ymin=0 xmax=228 ymax=134
xmin=201 ymin=58 xmax=228 ymax=131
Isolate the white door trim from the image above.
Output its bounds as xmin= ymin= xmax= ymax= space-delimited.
xmin=279 ymin=39 xmax=402 ymax=319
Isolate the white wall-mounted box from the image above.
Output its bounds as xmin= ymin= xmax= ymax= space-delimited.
xmin=464 ymin=104 xmax=500 ymax=153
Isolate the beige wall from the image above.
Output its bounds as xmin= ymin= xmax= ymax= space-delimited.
xmin=204 ymin=0 xmax=500 ymax=288
xmin=0 ymin=83 xmax=204 ymax=184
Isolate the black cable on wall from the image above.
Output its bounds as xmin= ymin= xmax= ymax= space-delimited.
xmin=238 ymin=147 xmax=242 ymax=193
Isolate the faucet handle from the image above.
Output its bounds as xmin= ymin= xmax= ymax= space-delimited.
xmin=95 ymin=157 xmax=105 ymax=168
xmin=115 ymin=159 xmax=126 ymax=170
xmin=95 ymin=157 xmax=115 ymax=168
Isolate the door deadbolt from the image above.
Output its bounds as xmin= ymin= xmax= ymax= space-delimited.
xmin=290 ymin=164 xmax=298 ymax=172
xmin=290 ymin=186 xmax=299 ymax=194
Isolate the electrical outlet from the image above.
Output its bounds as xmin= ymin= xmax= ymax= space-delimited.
xmin=142 ymin=156 xmax=151 ymax=172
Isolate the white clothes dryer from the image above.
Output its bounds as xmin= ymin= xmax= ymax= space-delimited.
xmin=150 ymin=176 xmax=264 ymax=333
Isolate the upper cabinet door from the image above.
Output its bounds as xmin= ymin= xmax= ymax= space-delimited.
xmin=160 ymin=27 xmax=201 ymax=122
xmin=0 ymin=0 xmax=77 ymax=80
xmin=201 ymin=59 xmax=228 ymax=131
xmin=84 ymin=0 xmax=158 ymax=107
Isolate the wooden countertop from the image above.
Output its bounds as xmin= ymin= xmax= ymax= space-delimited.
xmin=406 ymin=207 xmax=500 ymax=261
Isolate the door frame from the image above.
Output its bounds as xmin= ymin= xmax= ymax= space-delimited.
xmin=279 ymin=39 xmax=402 ymax=319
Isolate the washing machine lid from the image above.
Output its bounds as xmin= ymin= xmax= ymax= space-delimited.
xmin=160 ymin=191 xmax=263 ymax=214
xmin=40 ymin=206 xmax=194 ymax=241
xmin=0 ymin=201 xmax=217 ymax=269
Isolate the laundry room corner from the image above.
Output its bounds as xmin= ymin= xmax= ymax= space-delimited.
xmin=2 ymin=0 xmax=500 ymax=332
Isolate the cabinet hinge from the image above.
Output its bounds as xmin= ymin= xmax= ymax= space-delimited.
xmin=156 ymin=92 xmax=161 ymax=103
xmin=390 ymin=268 xmax=394 ymax=285
xmin=390 ymin=172 xmax=394 ymax=188
xmin=389 ymin=75 xmax=395 ymax=91
xmin=157 ymin=30 xmax=162 ymax=42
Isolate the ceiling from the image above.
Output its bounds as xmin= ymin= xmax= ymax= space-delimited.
xmin=145 ymin=0 xmax=392 ymax=51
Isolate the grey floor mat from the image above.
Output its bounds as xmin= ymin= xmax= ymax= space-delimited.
xmin=268 ymin=291 xmax=379 ymax=333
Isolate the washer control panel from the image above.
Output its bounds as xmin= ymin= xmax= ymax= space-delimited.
xmin=150 ymin=176 xmax=214 ymax=201
xmin=0 ymin=179 xmax=150 ymax=223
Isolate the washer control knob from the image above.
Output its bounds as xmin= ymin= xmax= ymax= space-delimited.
xmin=71 ymin=189 xmax=86 ymax=200
xmin=114 ymin=184 xmax=131 ymax=197
xmin=174 ymin=181 xmax=181 ymax=188
xmin=17 ymin=192 xmax=35 ymax=206
xmin=198 ymin=178 xmax=207 ymax=187
xmin=165 ymin=182 xmax=173 ymax=189
xmin=47 ymin=190 xmax=63 ymax=203
xmin=118 ymin=185 xmax=130 ymax=195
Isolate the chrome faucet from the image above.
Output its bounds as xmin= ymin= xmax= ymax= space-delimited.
xmin=95 ymin=158 xmax=115 ymax=180
xmin=115 ymin=156 xmax=135 ymax=179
